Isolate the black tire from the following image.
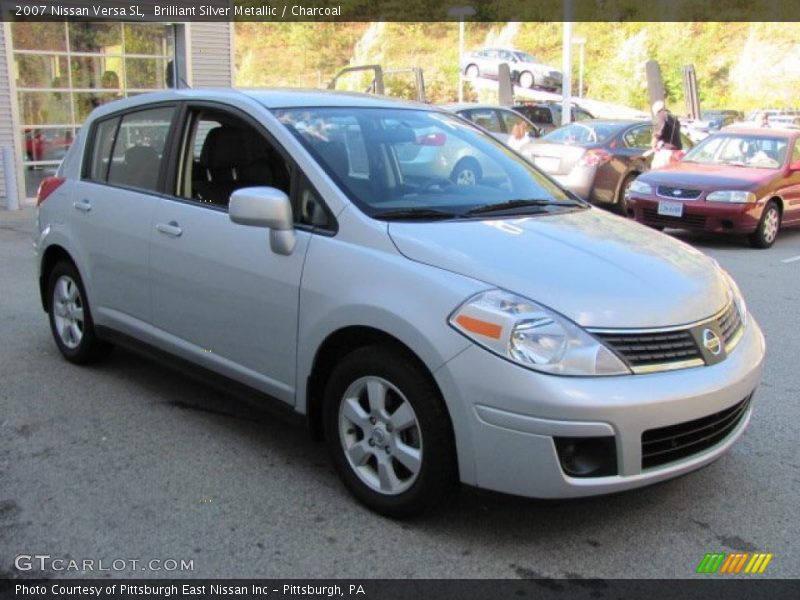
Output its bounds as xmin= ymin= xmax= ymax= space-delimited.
xmin=465 ymin=64 xmax=479 ymax=79
xmin=519 ymin=71 xmax=535 ymax=89
xmin=748 ymin=200 xmax=781 ymax=249
xmin=47 ymin=260 xmax=112 ymax=364
xmin=322 ymin=345 xmax=457 ymax=518
xmin=615 ymin=173 xmax=638 ymax=216
xmin=450 ymin=157 xmax=482 ymax=186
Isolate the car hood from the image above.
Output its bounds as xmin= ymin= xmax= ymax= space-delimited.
xmin=639 ymin=162 xmax=777 ymax=190
xmin=388 ymin=208 xmax=729 ymax=328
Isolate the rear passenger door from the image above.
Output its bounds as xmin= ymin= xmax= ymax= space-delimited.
xmin=149 ymin=103 xmax=331 ymax=404
xmin=71 ymin=105 xmax=176 ymax=331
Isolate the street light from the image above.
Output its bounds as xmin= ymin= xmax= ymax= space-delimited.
xmin=572 ymin=36 xmax=586 ymax=98
xmin=448 ymin=5 xmax=477 ymax=103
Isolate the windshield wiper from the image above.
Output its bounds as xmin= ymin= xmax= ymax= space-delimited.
xmin=372 ymin=207 xmax=459 ymax=221
xmin=464 ymin=198 xmax=582 ymax=216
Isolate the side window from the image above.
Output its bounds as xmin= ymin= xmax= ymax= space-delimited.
xmin=296 ymin=175 xmax=333 ymax=231
xmin=179 ymin=110 xmax=291 ymax=208
xmin=88 ymin=117 xmax=119 ymax=181
xmin=624 ymin=125 xmax=654 ymax=149
xmin=463 ymin=109 xmax=502 ymax=134
xmin=107 ymin=106 xmax=174 ymax=192
xmin=573 ymin=108 xmax=592 ymax=122
xmin=792 ymin=140 xmax=800 ymax=163
xmin=531 ymin=107 xmax=552 ymax=125
xmin=499 ymin=110 xmax=527 ymax=133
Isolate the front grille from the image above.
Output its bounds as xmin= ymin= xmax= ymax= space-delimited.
xmin=595 ymin=330 xmax=701 ymax=368
xmin=718 ymin=301 xmax=743 ymax=346
xmin=591 ymin=301 xmax=745 ymax=373
xmin=641 ymin=395 xmax=752 ymax=470
xmin=657 ymin=185 xmax=703 ymax=199
xmin=643 ymin=208 xmax=707 ymax=228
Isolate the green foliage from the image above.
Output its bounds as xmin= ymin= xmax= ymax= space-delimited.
xmin=235 ymin=22 xmax=800 ymax=110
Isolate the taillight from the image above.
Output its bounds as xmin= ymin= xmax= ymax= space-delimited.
xmin=579 ymin=149 xmax=612 ymax=167
xmin=36 ymin=176 xmax=65 ymax=207
xmin=417 ymin=132 xmax=447 ymax=146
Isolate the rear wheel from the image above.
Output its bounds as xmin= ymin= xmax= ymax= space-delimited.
xmin=322 ymin=345 xmax=457 ymax=517
xmin=465 ymin=64 xmax=479 ymax=79
xmin=47 ymin=261 xmax=112 ymax=364
xmin=450 ymin=158 xmax=481 ymax=186
xmin=748 ymin=201 xmax=780 ymax=248
xmin=519 ymin=71 xmax=535 ymax=89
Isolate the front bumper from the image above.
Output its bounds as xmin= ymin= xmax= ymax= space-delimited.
xmin=628 ymin=195 xmax=764 ymax=233
xmin=434 ymin=316 xmax=765 ymax=498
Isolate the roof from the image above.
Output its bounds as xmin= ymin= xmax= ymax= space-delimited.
xmin=84 ymin=87 xmax=433 ymax=121
xmin=718 ymin=126 xmax=799 ymax=137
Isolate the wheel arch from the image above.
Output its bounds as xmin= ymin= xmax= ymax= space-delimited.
xmin=39 ymin=244 xmax=77 ymax=312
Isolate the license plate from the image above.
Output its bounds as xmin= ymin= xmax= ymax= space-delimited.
xmin=657 ymin=200 xmax=683 ymax=218
xmin=534 ymin=156 xmax=560 ymax=172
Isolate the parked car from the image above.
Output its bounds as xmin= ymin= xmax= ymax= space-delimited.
xmin=461 ymin=47 xmax=562 ymax=92
xmin=768 ymin=115 xmax=800 ymax=129
xmin=525 ymin=119 xmax=693 ymax=213
xmin=441 ymin=102 xmax=541 ymax=143
xmin=626 ymin=128 xmax=800 ymax=248
xmin=36 ymin=89 xmax=764 ymax=517
xmin=512 ymin=102 xmax=594 ymax=135
xmin=24 ymin=128 xmax=74 ymax=162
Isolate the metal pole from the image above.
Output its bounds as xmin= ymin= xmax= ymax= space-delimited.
xmin=579 ymin=42 xmax=584 ymax=98
xmin=458 ymin=20 xmax=465 ymax=103
xmin=3 ymin=146 xmax=20 ymax=211
xmin=561 ymin=17 xmax=573 ymax=125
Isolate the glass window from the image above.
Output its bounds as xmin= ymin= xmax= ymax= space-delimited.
xmin=573 ymin=108 xmax=593 ymax=122
xmin=107 ymin=107 xmax=174 ymax=192
xmin=499 ymin=110 xmax=529 ymax=134
xmin=792 ymin=140 xmax=800 ymax=163
xmin=624 ymin=125 xmax=653 ymax=149
xmin=684 ymin=134 xmax=787 ymax=169
xmin=89 ymin=118 xmax=119 ymax=181
xmin=125 ymin=58 xmax=168 ymax=89
xmin=275 ymin=107 xmax=574 ymax=218
xmin=124 ymin=24 xmax=171 ymax=55
xmin=15 ymin=55 xmax=69 ymax=89
xmin=530 ymin=107 xmax=553 ymax=125
xmin=18 ymin=91 xmax=71 ymax=126
xmin=462 ymin=109 xmax=502 ymax=134
xmin=543 ymin=122 xmax=615 ymax=144
xmin=12 ymin=23 xmax=67 ymax=52
xmin=68 ymin=23 xmax=122 ymax=53
xmin=179 ymin=111 xmax=291 ymax=207
xmin=23 ymin=127 xmax=75 ymax=162
xmin=70 ymin=56 xmax=123 ymax=90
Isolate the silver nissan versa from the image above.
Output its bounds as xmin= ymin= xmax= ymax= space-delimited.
xmin=35 ymin=89 xmax=765 ymax=517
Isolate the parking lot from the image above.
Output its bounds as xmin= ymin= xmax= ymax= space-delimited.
xmin=1 ymin=206 xmax=798 ymax=579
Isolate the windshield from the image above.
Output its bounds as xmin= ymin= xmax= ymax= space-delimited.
xmin=513 ymin=51 xmax=538 ymax=63
xmin=274 ymin=107 xmax=580 ymax=218
xmin=542 ymin=122 xmax=615 ymax=145
xmin=683 ymin=134 xmax=788 ymax=169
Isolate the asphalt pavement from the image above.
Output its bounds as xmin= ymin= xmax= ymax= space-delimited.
xmin=1 ymin=206 xmax=798 ymax=579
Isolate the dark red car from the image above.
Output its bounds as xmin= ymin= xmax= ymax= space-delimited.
xmin=626 ymin=128 xmax=800 ymax=248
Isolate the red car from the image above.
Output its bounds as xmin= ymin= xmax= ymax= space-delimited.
xmin=626 ymin=128 xmax=800 ymax=248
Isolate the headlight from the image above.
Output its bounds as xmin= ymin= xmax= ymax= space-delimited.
xmin=706 ymin=190 xmax=756 ymax=203
xmin=628 ymin=179 xmax=652 ymax=195
xmin=449 ymin=290 xmax=630 ymax=376
xmin=721 ymin=270 xmax=748 ymax=329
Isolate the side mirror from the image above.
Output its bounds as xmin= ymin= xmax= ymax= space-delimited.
xmin=229 ymin=187 xmax=296 ymax=255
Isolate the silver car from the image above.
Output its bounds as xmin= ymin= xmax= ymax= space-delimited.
xmin=461 ymin=47 xmax=563 ymax=91
xmin=36 ymin=89 xmax=765 ymax=517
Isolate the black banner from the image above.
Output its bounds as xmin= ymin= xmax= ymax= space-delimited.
xmin=2 ymin=579 xmax=800 ymax=600
xmin=2 ymin=0 xmax=800 ymax=22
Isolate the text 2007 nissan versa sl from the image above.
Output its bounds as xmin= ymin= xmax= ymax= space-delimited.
xmin=35 ymin=90 xmax=765 ymax=516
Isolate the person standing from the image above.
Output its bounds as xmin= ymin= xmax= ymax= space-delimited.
xmin=650 ymin=100 xmax=683 ymax=169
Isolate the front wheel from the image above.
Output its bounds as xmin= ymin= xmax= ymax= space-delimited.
xmin=47 ymin=261 xmax=112 ymax=364
xmin=465 ymin=64 xmax=479 ymax=79
xmin=748 ymin=201 xmax=780 ymax=248
xmin=322 ymin=345 xmax=457 ymax=517
xmin=616 ymin=173 xmax=638 ymax=216
xmin=450 ymin=158 xmax=481 ymax=186
xmin=519 ymin=71 xmax=535 ymax=89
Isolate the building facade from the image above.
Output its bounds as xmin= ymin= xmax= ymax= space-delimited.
xmin=0 ymin=21 xmax=234 ymax=206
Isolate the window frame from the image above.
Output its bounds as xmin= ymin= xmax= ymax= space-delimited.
xmin=164 ymin=100 xmax=338 ymax=235
xmin=81 ymin=101 xmax=180 ymax=197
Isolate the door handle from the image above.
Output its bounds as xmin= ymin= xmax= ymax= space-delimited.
xmin=73 ymin=199 xmax=92 ymax=212
xmin=156 ymin=221 xmax=183 ymax=237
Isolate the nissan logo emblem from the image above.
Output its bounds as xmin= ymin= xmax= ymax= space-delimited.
xmin=702 ymin=328 xmax=722 ymax=356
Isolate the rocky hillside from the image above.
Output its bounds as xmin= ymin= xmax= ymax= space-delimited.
xmin=235 ymin=22 xmax=800 ymax=113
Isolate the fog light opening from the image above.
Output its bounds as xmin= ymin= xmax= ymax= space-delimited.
xmin=554 ymin=436 xmax=618 ymax=478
